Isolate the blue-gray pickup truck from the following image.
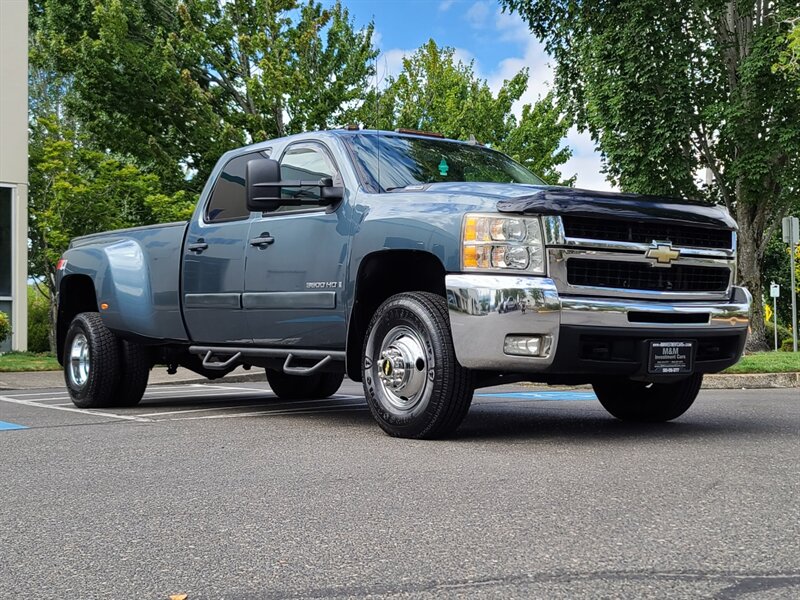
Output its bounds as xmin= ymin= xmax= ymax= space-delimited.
xmin=56 ymin=128 xmax=751 ymax=438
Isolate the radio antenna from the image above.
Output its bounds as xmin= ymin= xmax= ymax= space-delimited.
xmin=375 ymin=39 xmax=381 ymax=194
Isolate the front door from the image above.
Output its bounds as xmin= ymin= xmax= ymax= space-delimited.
xmin=182 ymin=152 xmax=262 ymax=344
xmin=243 ymin=142 xmax=351 ymax=349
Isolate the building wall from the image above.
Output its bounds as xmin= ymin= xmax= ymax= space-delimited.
xmin=0 ymin=0 xmax=29 ymax=351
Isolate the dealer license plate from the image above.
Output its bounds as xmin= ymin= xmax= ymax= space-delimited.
xmin=648 ymin=341 xmax=694 ymax=374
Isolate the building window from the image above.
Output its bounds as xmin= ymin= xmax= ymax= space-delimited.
xmin=0 ymin=187 xmax=11 ymax=298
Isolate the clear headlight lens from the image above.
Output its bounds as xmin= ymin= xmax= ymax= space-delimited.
xmin=462 ymin=214 xmax=545 ymax=274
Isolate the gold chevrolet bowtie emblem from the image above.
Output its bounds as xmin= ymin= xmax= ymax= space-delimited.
xmin=646 ymin=242 xmax=680 ymax=266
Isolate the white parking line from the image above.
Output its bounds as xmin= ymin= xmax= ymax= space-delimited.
xmin=0 ymin=395 xmax=153 ymax=423
xmin=0 ymin=391 xmax=69 ymax=398
xmin=195 ymin=384 xmax=272 ymax=393
xmin=140 ymin=391 xmax=268 ymax=403
xmin=137 ymin=403 xmax=273 ymax=417
xmin=165 ymin=403 xmax=367 ymax=421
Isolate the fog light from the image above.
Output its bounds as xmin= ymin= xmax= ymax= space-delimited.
xmin=504 ymin=335 xmax=544 ymax=356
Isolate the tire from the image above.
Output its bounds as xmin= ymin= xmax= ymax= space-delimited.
xmin=592 ymin=374 xmax=703 ymax=422
xmin=361 ymin=292 xmax=473 ymax=439
xmin=113 ymin=341 xmax=151 ymax=407
xmin=265 ymin=369 xmax=344 ymax=400
xmin=63 ymin=312 xmax=122 ymax=408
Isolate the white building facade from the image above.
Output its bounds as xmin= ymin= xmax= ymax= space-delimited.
xmin=0 ymin=0 xmax=29 ymax=351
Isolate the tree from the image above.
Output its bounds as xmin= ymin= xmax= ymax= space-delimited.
xmin=362 ymin=40 xmax=574 ymax=184
xmin=28 ymin=116 xmax=192 ymax=350
xmin=501 ymin=0 xmax=800 ymax=350
xmin=33 ymin=0 xmax=377 ymax=191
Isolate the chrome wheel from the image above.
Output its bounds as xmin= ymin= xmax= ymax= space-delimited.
xmin=68 ymin=332 xmax=90 ymax=388
xmin=374 ymin=326 xmax=429 ymax=411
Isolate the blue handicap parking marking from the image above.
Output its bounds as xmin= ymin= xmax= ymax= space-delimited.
xmin=0 ymin=420 xmax=29 ymax=431
xmin=477 ymin=391 xmax=597 ymax=401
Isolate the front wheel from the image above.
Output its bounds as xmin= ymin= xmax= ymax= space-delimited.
xmin=362 ymin=292 xmax=473 ymax=439
xmin=592 ymin=374 xmax=703 ymax=422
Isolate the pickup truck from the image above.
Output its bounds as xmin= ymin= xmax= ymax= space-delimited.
xmin=56 ymin=128 xmax=751 ymax=438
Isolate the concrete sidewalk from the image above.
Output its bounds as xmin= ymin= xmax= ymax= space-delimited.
xmin=1 ymin=366 xmax=799 ymax=391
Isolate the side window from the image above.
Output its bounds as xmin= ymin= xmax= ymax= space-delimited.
xmin=205 ymin=150 xmax=270 ymax=223
xmin=279 ymin=145 xmax=337 ymax=203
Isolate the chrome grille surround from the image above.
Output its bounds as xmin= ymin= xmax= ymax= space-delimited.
xmin=542 ymin=216 xmax=736 ymax=302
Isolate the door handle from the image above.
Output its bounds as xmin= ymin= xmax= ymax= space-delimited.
xmin=188 ymin=240 xmax=209 ymax=253
xmin=249 ymin=233 xmax=275 ymax=247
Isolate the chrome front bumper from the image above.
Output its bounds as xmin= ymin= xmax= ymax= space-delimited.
xmin=445 ymin=274 xmax=751 ymax=372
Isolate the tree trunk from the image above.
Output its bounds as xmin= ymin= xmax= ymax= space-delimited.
xmin=736 ymin=201 xmax=768 ymax=352
xmin=48 ymin=295 xmax=58 ymax=356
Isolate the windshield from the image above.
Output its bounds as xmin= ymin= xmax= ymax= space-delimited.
xmin=345 ymin=133 xmax=545 ymax=191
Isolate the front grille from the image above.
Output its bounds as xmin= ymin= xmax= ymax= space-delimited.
xmin=567 ymin=259 xmax=730 ymax=292
xmin=562 ymin=216 xmax=733 ymax=250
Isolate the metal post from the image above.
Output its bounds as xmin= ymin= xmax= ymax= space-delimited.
xmin=782 ymin=217 xmax=799 ymax=353
xmin=791 ymin=241 xmax=798 ymax=352
xmin=774 ymin=295 xmax=779 ymax=351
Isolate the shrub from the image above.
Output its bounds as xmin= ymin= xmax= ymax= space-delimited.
xmin=766 ymin=321 xmax=793 ymax=351
xmin=28 ymin=287 xmax=52 ymax=353
xmin=781 ymin=338 xmax=796 ymax=352
xmin=0 ymin=311 xmax=10 ymax=346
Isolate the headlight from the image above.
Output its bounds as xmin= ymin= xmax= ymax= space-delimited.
xmin=462 ymin=214 xmax=545 ymax=274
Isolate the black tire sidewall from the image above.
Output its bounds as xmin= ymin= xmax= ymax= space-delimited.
xmin=63 ymin=313 xmax=121 ymax=407
xmin=362 ymin=296 xmax=444 ymax=434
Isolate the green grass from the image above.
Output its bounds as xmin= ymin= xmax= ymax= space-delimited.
xmin=723 ymin=351 xmax=800 ymax=374
xmin=0 ymin=352 xmax=61 ymax=372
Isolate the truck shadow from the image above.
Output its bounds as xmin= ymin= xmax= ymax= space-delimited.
xmin=453 ymin=402 xmax=784 ymax=443
xmin=124 ymin=387 xmax=790 ymax=444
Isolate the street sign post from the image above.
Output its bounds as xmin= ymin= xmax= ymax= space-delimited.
xmin=781 ymin=216 xmax=799 ymax=352
xmin=770 ymin=283 xmax=780 ymax=351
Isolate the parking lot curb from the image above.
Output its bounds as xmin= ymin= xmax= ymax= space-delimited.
xmin=702 ymin=371 xmax=800 ymax=389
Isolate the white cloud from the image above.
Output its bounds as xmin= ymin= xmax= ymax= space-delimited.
xmin=466 ymin=1 xmax=491 ymax=29
xmin=439 ymin=0 xmax=455 ymax=11
xmin=561 ymin=128 xmax=614 ymax=191
xmin=480 ymin=8 xmax=617 ymax=190
xmin=371 ymin=29 xmax=383 ymax=50
xmin=376 ymin=48 xmax=410 ymax=87
xmin=494 ymin=8 xmax=531 ymax=42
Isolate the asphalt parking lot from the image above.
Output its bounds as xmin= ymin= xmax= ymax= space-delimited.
xmin=1 ymin=379 xmax=798 ymax=599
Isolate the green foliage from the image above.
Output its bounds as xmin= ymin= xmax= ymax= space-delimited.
xmin=765 ymin=320 xmax=794 ymax=351
xmin=28 ymin=116 xmax=189 ymax=298
xmin=501 ymin=0 xmax=800 ymax=349
xmin=34 ymin=0 xmax=377 ymax=191
xmin=27 ymin=287 xmax=52 ymax=354
xmin=774 ymin=17 xmax=800 ymax=85
xmin=502 ymin=97 xmax=576 ymax=186
xmin=360 ymin=40 xmax=573 ymax=185
xmin=762 ymin=231 xmax=800 ymax=326
xmin=0 ymin=312 xmax=10 ymax=346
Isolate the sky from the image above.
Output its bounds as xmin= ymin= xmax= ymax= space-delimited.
xmin=330 ymin=0 xmax=614 ymax=191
